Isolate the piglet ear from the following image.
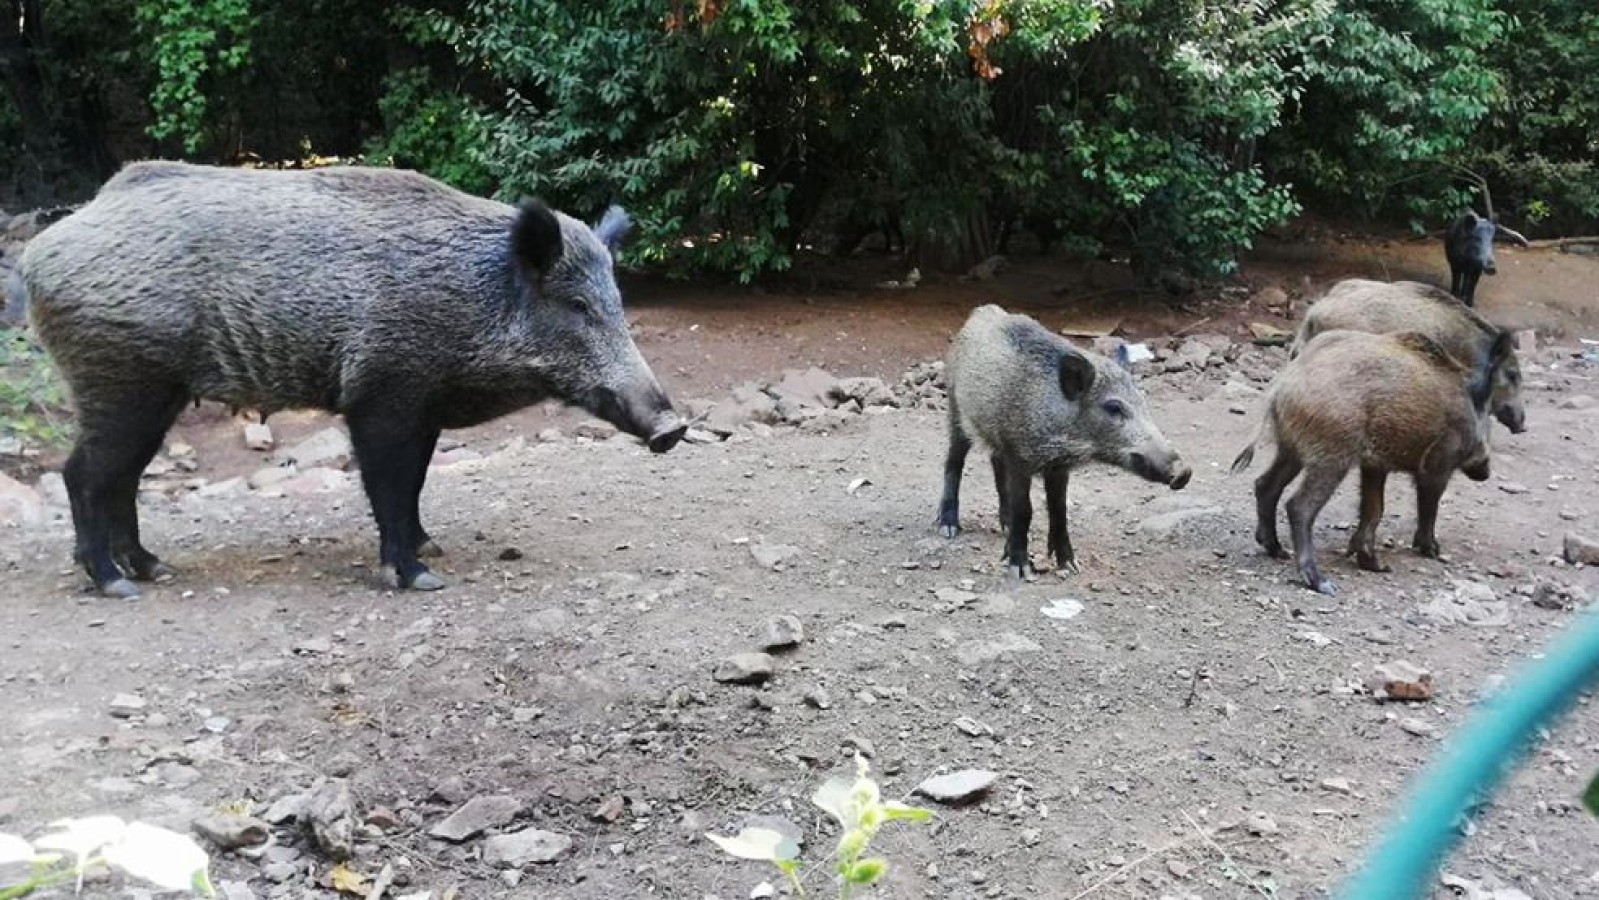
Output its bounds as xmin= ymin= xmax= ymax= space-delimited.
xmin=1488 ymin=329 xmax=1514 ymax=364
xmin=1058 ymin=349 xmax=1096 ymax=400
xmin=594 ymin=205 xmax=632 ymax=253
xmin=511 ymin=199 xmax=564 ymax=278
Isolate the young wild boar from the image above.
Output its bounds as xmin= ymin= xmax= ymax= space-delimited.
xmin=1232 ymin=328 xmax=1513 ymax=595
xmin=13 ymin=161 xmax=686 ymax=598
xmin=937 ymin=305 xmax=1192 ymax=578
xmin=1292 ymin=278 xmax=1526 ymax=434
xmin=1445 ymin=211 xmax=1529 ymax=306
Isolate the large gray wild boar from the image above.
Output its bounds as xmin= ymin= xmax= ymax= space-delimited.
xmin=1232 ymin=327 xmax=1513 ymax=595
xmin=1292 ymin=277 xmax=1526 ymax=433
xmin=937 ymin=305 xmax=1192 ymax=578
xmin=12 ymin=161 xmax=687 ymax=598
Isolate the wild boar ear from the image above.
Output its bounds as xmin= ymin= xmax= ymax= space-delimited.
xmin=511 ymin=199 xmax=564 ymax=277
xmin=1488 ymin=329 xmax=1514 ymax=365
xmin=1113 ymin=343 xmax=1133 ymax=371
xmin=593 ymin=205 xmax=632 ymax=253
xmin=1057 ymin=350 xmax=1096 ymax=400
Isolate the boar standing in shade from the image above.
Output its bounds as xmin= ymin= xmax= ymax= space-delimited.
xmin=1232 ymin=328 xmax=1513 ymax=595
xmin=13 ymin=161 xmax=686 ymax=598
xmin=1445 ymin=211 xmax=1529 ymax=306
xmin=1293 ymin=278 xmax=1527 ymax=434
xmin=937 ymin=305 xmax=1192 ymax=578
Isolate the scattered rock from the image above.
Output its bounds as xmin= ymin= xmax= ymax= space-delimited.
xmin=430 ymin=776 xmax=470 ymax=805
xmin=1163 ymin=339 xmax=1213 ymax=372
xmin=1497 ymin=481 xmax=1530 ymax=495
xmin=1245 ymin=812 xmax=1279 ymax=836
xmin=1563 ymin=533 xmax=1599 ymax=566
xmin=915 ymin=769 xmax=997 ymax=804
xmin=750 ymin=882 xmax=777 ymax=900
xmin=1039 ymin=598 xmax=1084 ymax=620
xmin=1320 ymin=778 xmax=1353 ymax=795
xmin=243 ymin=423 xmax=275 ymax=451
xmin=293 ymin=636 xmax=333 ymax=655
xmin=365 ymin=807 xmax=403 ymax=831
xmin=714 ymin=653 xmax=776 ymax=685
xmin=750 ymin=543 xmax=802 ymax=569
xmin=952 ymin=716 xmax=992 ymax=737
xmin=482 ymin=828 xmax=572 ymax=866
xmin=829 ymin=377 xmax=896 ymax=409
xmin=1558 ymin=394 xmax=1595 ymax=410
xmin=954 ymin=633 xmax=1042 ymax=666
xmin=192 ymin=812 xmax=272 ymax=851
xmin=218 ymin=880 xmax=258 ymax=900
xmin=279 ymin=426 xmax=353 ymax=471
xmin=262 ymin=793 xmax=308 ymax=826
xmin=0 ymin=472 xmax=44 ymax=526
xmin=278 ymin=467 xmax=349 ymax=496
xmin=573 ymin=420 xmax=618 ymax=440
xmin=1400 ymin=717 xmax=1436 ymax=737
xmin=1137 ymin=505 xmax=1227 ymax=540
xmin=1531 ymin=580 xmax=1586 ymax=611
xmin=428 ymin=795 xmax=523 ymax=843
xmin=1418 ymin=581 xmax=1510 ymax=627
xmin=247 ymin=465 xmax=299 ymax=491
xmin=760 ymin=615 xmax=805 ymax=650
xmin=109 ymin=693 xmax=146 ymax=718
xmin=1248 ymin=322 xmax=1293 ymax=345
xmin=803 ymin=686 xmax=832 ymax=709
xmin=705 ymin=384 xmax=780 ymax=435
xmin=1367 ymin=660 xmax=1434 ymax=702
xmin=591 ymin=795 xmax=626 ymax=824
xmin=770 ymin=367 xmax=840 ymax=409
xmin=303 ymin=779 xmax=357 ymax=861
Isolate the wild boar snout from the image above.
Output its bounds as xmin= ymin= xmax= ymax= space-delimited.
xmin=1129 ymin=447 xmax=1189 ymax=489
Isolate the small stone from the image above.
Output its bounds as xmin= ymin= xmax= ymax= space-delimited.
xmin=500 ymin=870 xmax=523 ymax=888
xmin=760 ymin=615 xmax=805 ymax=650
xmin=247 ymin=465 xmax=298 ymax=491
xmin=262 ymin=862 xmax=299 ymax=884
xmin=1367 ymin=660 xmax=1434 ymax=702
xmin=1564 ymin=533 xmax=1599 ymax=566
xmin=498 ymin=547 xmax=524 ymax=561
xmin=192 ymin=812 xmax=272 ymax=851
xmin=218 ymin=880 xmax=258 ymax=900
xmin=591 ymin=795 xmax=626 ymax=824
xmin=365 ymin=807 xmax=402 ymax=831
xmin=1400 ymin=717 xmax=1436 ymax=737
xmin=1498 ymin=481 xmax=1530 ymax=495
xmin=916 ymin=769 xmax=998 ymax=804
xmin=714 ymin=653 xmax=776 ymax=685
xmin=1320 ymin=778 xmax=1353 ymax=795
xmin=750 ymin=883 xmax=777 ymax=900
xmin=803 ymin=686 xmax=832 ymax=709
xmin=431 ymin=776 xmax=470 ymax=805
xmin=952 ymin=716 xmax=992 ymax=737
xmin=279 ymin=426 xmax=353 ymax=470
xmin=1167 ymin=859 xmax=1191 ymax=878
xmin=573 ymin=420 xmax=618 ymax=440
xmin=262 ymin=793 xmax=308 ymax=825
xmin=843 ymin=735 xmax=875 ymax=758
xmin=109 ymin=693 xmax=146 ymax=718
xmin=294 ymin=637 xmax=333 ymax=655
xmin=243 ymin=423 xmax=275 ymax=451
xmin=482 ymin=828 xmax=572 ymax=866
xmin=428 ymin=795 xmax=523 ymax=843
xmin=1558 ymin=394 xmax=1595 ymax=410
xmin=304 ymin=779 xmax=357 ymax=861
xmin=1245 ymin=812 xmax=1279 ymax=836
xmin=1248 ymin=322 xmax=1293 ymax=345
xmin=750 ymin=543 xmax=802 ymax=569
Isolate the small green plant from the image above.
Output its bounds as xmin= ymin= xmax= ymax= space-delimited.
xmin=707 ymin=756 xmax=933 ymax=898
xmin=0 ymin=815 xmax=214 ymax=898
xmin=0 ymin=331 xmax=71 ymax=451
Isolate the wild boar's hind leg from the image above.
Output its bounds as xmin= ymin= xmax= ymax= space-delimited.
xmin=1252 ymin=448 xmax=1301 ymax=560
xmin=348 ymin=410 xmax=444 ymax=591
xmin=412 ymin=426 xmax=443 ymax=558
xmin=936 ymin=411 xmax=971 ymax=538
xmin=990 ymin=455 xmax=1011 ymax=530
xmin=1286 ymin=465 xmax=1345 ymax=596
xmin=1348 ymin=466 xmax=1391 ymax=572
xmin=63 ymin=384 xmax=188 ymax=598
xmin=1043 ymin=465 xmax=1075 ymax=573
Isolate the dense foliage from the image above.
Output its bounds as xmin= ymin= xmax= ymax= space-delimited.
xmin=2 ymin=0 xmax=1595 ymax=279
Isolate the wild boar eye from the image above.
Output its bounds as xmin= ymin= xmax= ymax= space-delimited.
xmin=1102 ymin=398 xmax=1128 ymax=418
xmin=566 ymin=297 xmax=590 ymax=316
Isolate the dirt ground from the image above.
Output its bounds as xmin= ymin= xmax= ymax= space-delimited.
xmin=2 ymin=230 xmax=1599 ymax=900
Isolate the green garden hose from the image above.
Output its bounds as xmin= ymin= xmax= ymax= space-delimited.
xmin=1337 ymin=606 xmax=1599 ymax=898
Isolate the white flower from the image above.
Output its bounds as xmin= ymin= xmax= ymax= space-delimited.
xmin=101 ymin=822 xmax=213 ymax=895
xmin=0 ymin=832 xmax=35 ymax=866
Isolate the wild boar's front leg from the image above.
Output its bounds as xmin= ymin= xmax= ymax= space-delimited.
xmin=348 ymin=408 xmax=445 ymax=591
xmin=1001 ymin=456 xmax=1033 ymax=579
xmin=1411 ymin=473 xmax=1450 ymax=559
xmin=1348 ymin=467 xmax=1391 ymax=572
xmin=1043 ymin=465 xmax=1076 ymax=573
xmin=412 ymin=426 xmax=444 ymax=558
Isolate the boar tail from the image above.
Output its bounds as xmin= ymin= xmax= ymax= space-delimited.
xmin=1229 ymin=412 xmax=1272 ymax=475
xmin=1 ymin=267 xmax=26 ymax=327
